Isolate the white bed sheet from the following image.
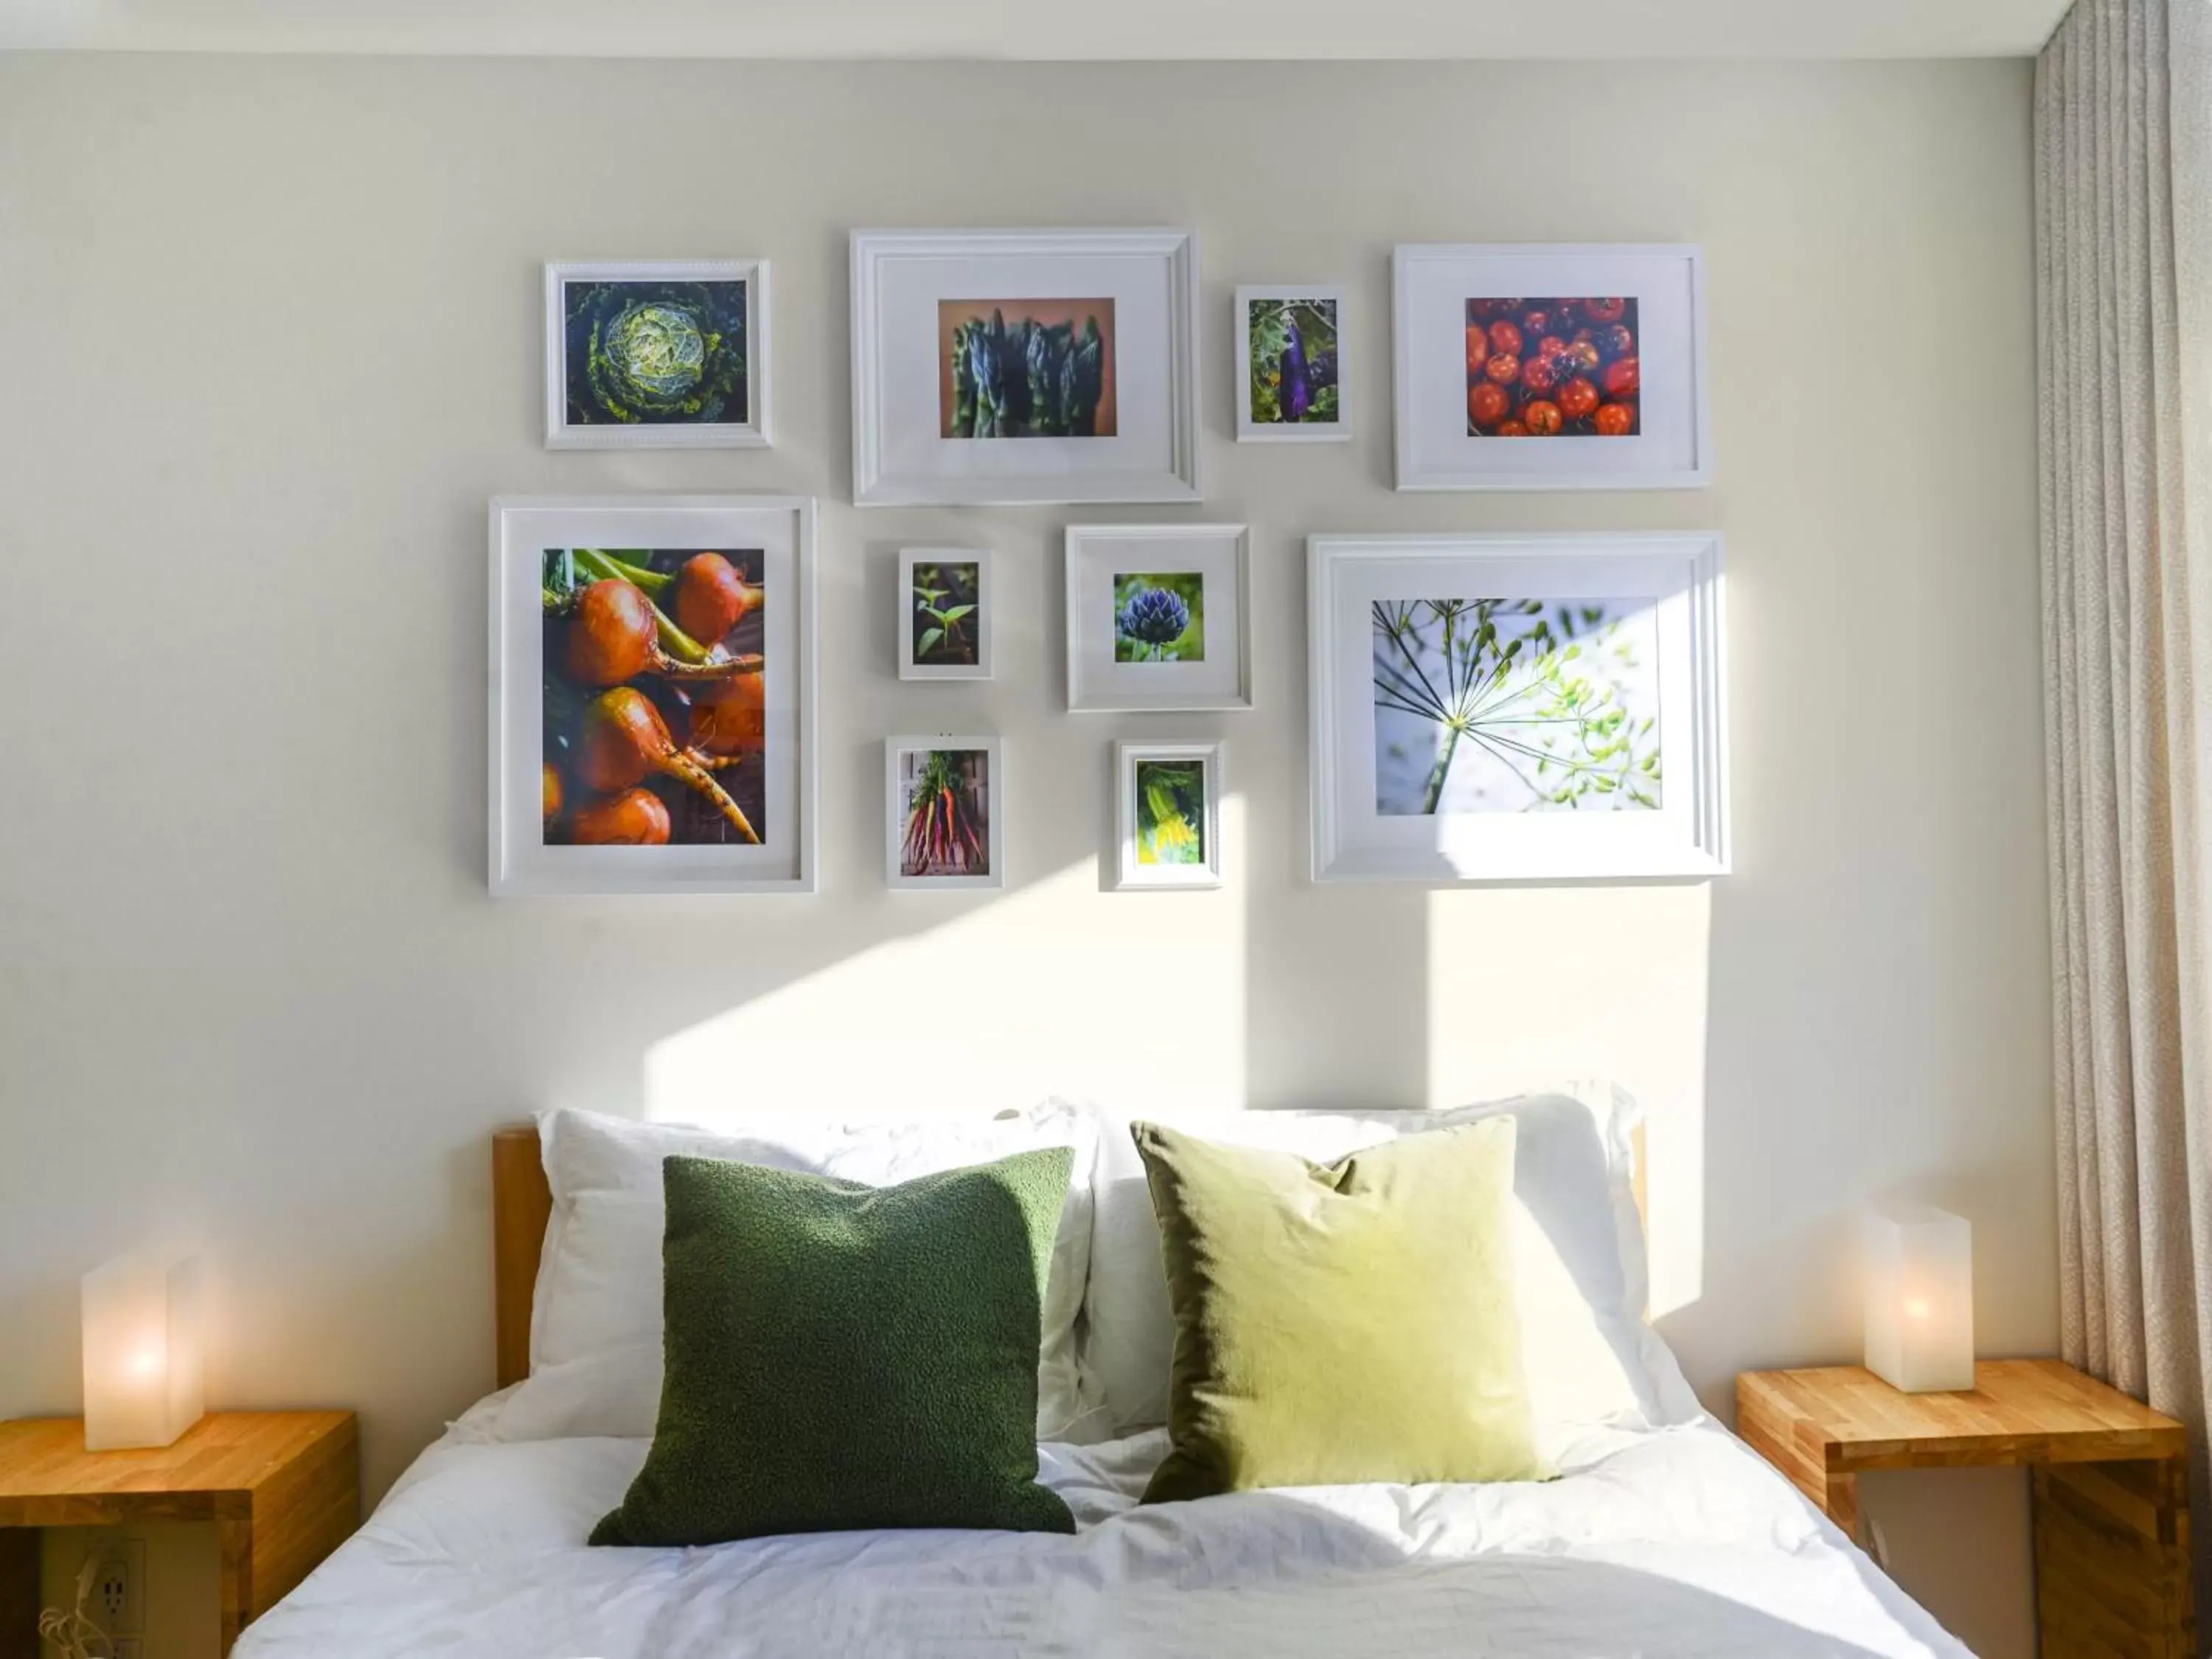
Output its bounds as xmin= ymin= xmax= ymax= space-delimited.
xmin=237 ymin=1416 xmax=1967 ymax=1658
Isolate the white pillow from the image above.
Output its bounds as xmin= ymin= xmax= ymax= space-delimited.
xmin=484 ymin=1102 xmax=1109 ymax=1444
xmin=1082 ymin=1083 xmax=1699 ymax=1448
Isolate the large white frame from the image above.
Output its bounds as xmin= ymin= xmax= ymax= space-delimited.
xmin=544 ymin=260 xmax=771 ymax=449
xmin=1307 ymin=532 xmax=1729 ymax=883
xmin=1065 ymin=523 xmax=1253 ymax=714
xmin=1391 ymin=244 xmax=1709 ymax=492
xmin=886 ymin=736 xmax=1005 ymax=891
xmin=1235 ymin=284 xmax=1350 ymax=444
xmin=897 ymin=547 xmax=993 ymax=682
xmin=850 ymin=229 xmax=1202 ymax=507
xmin=490 ymin=495 xmax=817 ymax=895
xmin=1115 ymin=740 xmax=1225 ymax=891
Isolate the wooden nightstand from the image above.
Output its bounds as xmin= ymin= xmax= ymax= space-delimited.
xmin=0 ymin=1411 xmax=357 ymax=1658
xmin=1738 ymin=1359 xmax=2192 ymax=1658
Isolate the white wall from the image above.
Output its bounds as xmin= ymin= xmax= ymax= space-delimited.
xmin=0 ymin=51 xmax=2047 ymax=1655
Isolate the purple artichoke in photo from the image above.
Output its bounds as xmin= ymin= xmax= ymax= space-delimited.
xmin=1118 ymin=585 xmax=1192 ymax=657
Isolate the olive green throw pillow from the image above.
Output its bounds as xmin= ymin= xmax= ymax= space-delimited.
xmin=591 ymin=1149 xmax=1077 ymax=1547
xmin=1131 ymin=1119 xmax=1552 ymax=1503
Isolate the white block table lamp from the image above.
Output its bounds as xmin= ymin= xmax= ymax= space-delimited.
xmin=82 ymin=1253 xmax=204 ymax=1450
xmin=1863 ymin=1206 xmax=1975 ymax=1394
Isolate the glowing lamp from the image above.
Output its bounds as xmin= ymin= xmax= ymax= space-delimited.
xmin=82 ymin=1253 xmax=203 ymax=1450
xmin=1863 ymin=1206 xmax=1974 ymax=1394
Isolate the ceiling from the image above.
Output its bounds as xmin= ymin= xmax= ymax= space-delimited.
xmin=0 ymin=0 xmax=2071 ymax=59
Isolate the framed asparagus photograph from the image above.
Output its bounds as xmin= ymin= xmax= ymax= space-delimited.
xmin=490 ymin=495 xmax=816 ymax=894
xmin=1307 ymin=532 xmax=1728 ymax=883
xmin=898 ymin=548 xmax=992 ymax=681
xmin=1391 ymin=245 xmax=1708 ymax=490
xmin=1066 ymin=524 xmax=1251 ymax=714
xmin=886 ymin=737 xmax=1004 ymax=891
xmin=1236 ymin=285 xmax=1348 ymax=442
xmin=1116 ymin=740 xmax=1224 ymax=891
xmin=850 ymin=229 xmax=1202 ymax=506
xmin=544 ymin=261 xmax=771 ymax=448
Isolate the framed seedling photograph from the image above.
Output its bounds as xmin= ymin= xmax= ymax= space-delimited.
xmin=850 ymin=229 xmax=1201 ymax=506
xmin=1065 ymin=524 xmax=1251 ymax=714
xmin=1392 ymin=245 xmax=1708 ymax=491
xmin=545 ymin=261 xmax=771 ymax=448
xmin=1116 ymin=740 xmax=1223 ymax=891
xmin=886 ymin=737 xmax=1003 ymax=891
xmin=490 ymin=495 xmax=816 ymax=894
xmin=1236 ymin=285 xmax=1348 ymax=442
xmin=1308 ymin=532 xmax=1728 ymax=883
xmin=898 ymin=548 xmax=992 ymax=681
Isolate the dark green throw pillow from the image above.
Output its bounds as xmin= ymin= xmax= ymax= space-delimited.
xmin=591 ymin=1147 xmax=1077 ymax=1547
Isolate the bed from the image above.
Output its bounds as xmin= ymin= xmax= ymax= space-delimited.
xmin=232 ymin=1118 xmax=1970 ymax=1658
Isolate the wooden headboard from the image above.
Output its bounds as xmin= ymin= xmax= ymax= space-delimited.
xmin=490 ymin=1118 xmax=1649 ymax=1392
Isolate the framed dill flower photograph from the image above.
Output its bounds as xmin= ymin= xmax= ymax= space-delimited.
xmin=544 ymin=260 xmax=771 ymax=449
xmin=1115 ymin=740 xmax=1223 ymax=891
xmin=1065 ymin=524 xmax=1251 ymax=713
xmin=1236 ymin=285 xmax=1348 ymax=443
xmin=886 ymin=736 xmax=1003 ymax=891
xmin=1307 ymin=532 xmax=1729 ymax=883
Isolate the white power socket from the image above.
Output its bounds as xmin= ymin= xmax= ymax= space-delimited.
xmin=86 ymin=1537 xmax=147 ymax=1637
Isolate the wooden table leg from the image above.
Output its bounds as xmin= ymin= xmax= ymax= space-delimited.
xmin=217 ymin=1517 xmax=251 ymax=1657
xmin=2033 ymin=1456 xmax=2195 ymax=1658
xmin=0 ymin=1528 xmax=36 ymax=1659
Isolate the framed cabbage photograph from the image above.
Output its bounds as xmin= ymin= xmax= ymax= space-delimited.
xmin=490 ymin=495 xmax=816 ymax=894
xmin=1065 ymin=524 xmax=1251 ymax=714
xmin=1391 ymin=245 xmax=1708 ymax=491
xmin=1307 ymin=532 xmax=1728 ymax=883
xmin=850 ymin=229 xmax=1201 ymax=506
xmin=544 ymin=261 xmax=771 ymax=449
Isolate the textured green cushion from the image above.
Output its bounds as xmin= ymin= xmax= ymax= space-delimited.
xmin=591 ymin=1148 xmax=1077 ymax=1546
xmin=1132 ymin=1119 xmax=1551 ymax=1503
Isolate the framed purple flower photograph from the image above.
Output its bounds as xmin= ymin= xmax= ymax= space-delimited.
xmin=1065 ymin=524 xmax=1251 ymax=714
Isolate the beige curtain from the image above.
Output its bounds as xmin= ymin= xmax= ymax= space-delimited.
xmin=2037 ymin=0 xmax=2212 ymax=1609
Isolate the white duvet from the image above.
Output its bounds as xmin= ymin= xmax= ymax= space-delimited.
xmin=237 ymin=1415 xmax=1966 ymax=1658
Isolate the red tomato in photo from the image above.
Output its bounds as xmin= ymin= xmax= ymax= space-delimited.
xmin=1538 ymin=335 xmax=1568 ymax=361
xmin=1557 ymin=377 xmax=1599 ymax=420
xmin=1521 ymin=399 xmax=1564 ymax=436
xmin=1488 ymin=319 xmax=1524 ymax=357
xmin=1520 ymin=355 xmax=1559 ymax=393
xmin=1467 ymin=327 xmax=1489 ymax=375
xmin=1485 ymin=352 xmax=1522 ymax=385
xmin=1467 ymin=299 xmax=1498 ymax=320
xmin=1562 ymin=340 xmax=1601 ymax=375
xmin=1602 ymin=356 xmax=1641 ymax=397
xmin=1520 ymin=309 xmax=1551 ymax=335
xmin=1495 ymin=419 xmax=1530 ymax=437
xmin=1599 ymin=323 xmax=1636 ymax=360
xmin=1595 ymin=401 xmax=1636 ymax=437
xmin=1467 ymin=380 xmax=1509 ymax=428
xmin=1585 ymin=297 xmax=1628 ymax=323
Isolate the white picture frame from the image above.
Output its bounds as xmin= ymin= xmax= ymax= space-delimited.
xmin=886 ymin=737 xmax=1004 ymax=891
xmin=897 ymin=548 xmax=992 ymax=681
xmin=1308 ymin=532 xmax=1728 ymax=883
xmin=850 ymin=229 xmax=1202 ymax=506
xmin=1065 ymin=524 xmax=1252 ymax=714
xmin=490 ymin=495 xmax=816 ymax=894
xmin=1115 ymin=740 xmax=1225 ymax=891
xmin=1391 ymin=244 xmax=1709 ymax=492
xmin=545 ymin=260 xmax=771 ymax=449
xmin=1235 ymin=284 xmax=1349 ymax=442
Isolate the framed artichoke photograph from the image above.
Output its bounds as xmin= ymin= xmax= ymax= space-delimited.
xmin=1116 ymin=740 xmax=1224 ymax=891
xmin=490 ymin=495 xmax=816 ymax=894
xmin=1392 ymin=245 xmax=1708 ymax=490
xmin=1307 ymin=532 xmax=1728 ymax=883
xmin=1236 ymin=285 xmax=1348 ymax=443
xmin=851 ymin=229 xmax=1201 ymax=506
xmin=1065 ymin=524 xmax=1251 ymax=714
xmin=886 ymin=737 xmax=1003 ymax=891
xmin=544 ymin=261 xmax=771 ymax=448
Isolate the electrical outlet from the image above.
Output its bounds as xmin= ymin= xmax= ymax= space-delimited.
xmin=86 ymin=1537 xmax=146 ymax=1635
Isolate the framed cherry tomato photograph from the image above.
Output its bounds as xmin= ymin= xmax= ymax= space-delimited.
xmin=1394 ymin=245 xmax=1709 ymax=491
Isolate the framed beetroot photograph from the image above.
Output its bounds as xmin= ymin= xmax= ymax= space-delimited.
xmin=1393 ymin=245 xmax=1708 ymax=492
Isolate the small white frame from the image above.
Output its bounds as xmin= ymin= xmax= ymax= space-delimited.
xmin=1308 ymin=532 xmax=1729 ymax=883
xmin=1391 ymin=244 xmax=1708 ymax=492
xmin=1115 ymin=740 xmax=1225 ymax=891
xmin=897 ymin=548 xmax=993 ymax=681
xmin=886 ymin=736 xmax=1004 ymax=891
xmin=850 ymin=228 xmax=1202 ymax=507
xmin=489 ymin=494 xmax=816 ymax=895
xmin=1235 ymin=284 xmax=1349 ymax=443
xmin=545 ymin=260 xmax=771 ymax=449
xmin=1065 ymin=523 xmax=1253 ymax=714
